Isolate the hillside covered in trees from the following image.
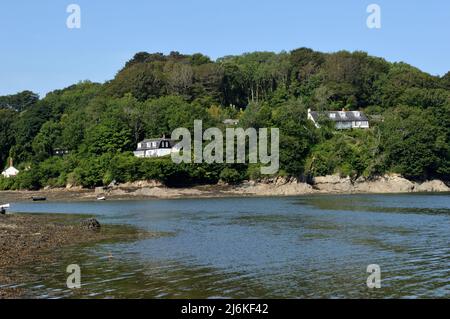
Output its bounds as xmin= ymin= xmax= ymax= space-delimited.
xmin=1 ymin=48 xmax=449 ymax=190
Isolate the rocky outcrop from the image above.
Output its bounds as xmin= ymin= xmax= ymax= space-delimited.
xmin=313 ymin=175 xmax=354 ymax=193
xmin=75 ymin=175 xmax=449 ymax=201
xmin=415 ymin=180 xmax=450 ymax=192
xmin=235 ymin=177 xmax=314 ymax=196
xmin=131 ymin=187 xmax=205 ymax=198
xmin=114 ymin=180 xmax=163 ymax=189
xmin=65 ymin=184 xmax=83 ymax=191
xmin=312 ymin=174 xmax=450 ymax=194
xmin=80 ymin=218 xmax=101 ymax=231
xmin=353 ymin=174 xmax=416 ymax=193
xmin=105 ymin=175 xmax=449 ymax=199
xmin=95 ymin=180 xmax=164 ymax=195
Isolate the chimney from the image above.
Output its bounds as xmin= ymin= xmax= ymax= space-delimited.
xmin=9 ymin=157 xmax=13 ymax=168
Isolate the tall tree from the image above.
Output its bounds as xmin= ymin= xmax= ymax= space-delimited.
xmin=0 ymin=90 xmax=39 ymax=111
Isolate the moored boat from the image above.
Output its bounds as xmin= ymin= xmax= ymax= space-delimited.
xmin=0 ymin=203 xmax=9 ymax=214
xmin=31 ymin=196 xmax=47 ymax=201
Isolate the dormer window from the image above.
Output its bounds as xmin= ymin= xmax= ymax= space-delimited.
xmin=135 ymin=138 xmax=179 ymax=158
xmin=307 ymin=109 xmax=369 ymax=130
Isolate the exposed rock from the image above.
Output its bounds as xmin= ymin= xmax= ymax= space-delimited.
xmin=313 ymin=175 xmax=353 ymax=193
xmin=235 ymin=180 xmax=314 ymax=196
xmin=247 ymin=180 xmax=257 ymax=186
xmin=108 ymin=188 xmax=127 ymax=196
xmin=108 ymin=180 xmax=118 ymax=188
xmin=217 ymin=180 xmax=229 ymax=186
xmin=259 ymin=176 xmax=299 ymax=186
xmin=80 ymin=218 xmax=101 ymax=231
xmin=115 ymin=180 xmax=163 ymax=189
xmin=312 ymin=174 xmax=449 ymax=194
xmin=353 ymin=174 xmax=416 ymax=193
xmin=65 ymin=184 xmax=83 ymax=191
xmin=1 ymin=175 xmax=448 ymax=204
xmin=95 ymin=186 xmax=106 ymax=194
xmin=415 ymin=180 xmax=450 ymax=192
xmin=133 ymin=187 xmax=205 ymax=198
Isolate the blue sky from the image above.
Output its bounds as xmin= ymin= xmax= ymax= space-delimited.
xmin=0 ymin=0 xmax=449 ymax=97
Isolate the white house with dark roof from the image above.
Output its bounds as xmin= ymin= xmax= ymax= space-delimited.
xmin=308 ymin=109 xmax=370 ymax=129
xmin=133 ymin=137 xmax=180 ymax=158
xmin=223 ymin=119 xmax=239 ymax=126
xmin=1 ymin=158 xmax=19 ymax=178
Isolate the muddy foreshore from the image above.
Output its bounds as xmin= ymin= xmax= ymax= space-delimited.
xmin=0 ymin=213 xmax=155 ymax=299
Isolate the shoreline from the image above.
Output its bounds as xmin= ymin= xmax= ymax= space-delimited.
xmin=0 ymin=178 xmax=448 ymax=299
xmin=0 ymin=174 xmax=449 ymax=203
xmin=0 ymin=213 xmax=156 ymax=299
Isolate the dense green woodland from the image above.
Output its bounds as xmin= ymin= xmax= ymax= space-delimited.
xmin=1 ymin=48 xmax=449 ymax=190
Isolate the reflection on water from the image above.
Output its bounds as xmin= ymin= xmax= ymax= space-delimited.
xmin=4 ymin=194 xmax=450 ymax=298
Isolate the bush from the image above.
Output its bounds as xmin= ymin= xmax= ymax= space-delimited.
xmin=0 ymin=176 xmax=15 ymax=190
xmin=13 ymin=169 xmax=42 ymax=190
xmin=305 ymin=131 xmax=376 ymax=179
xmin=219 ymin=168 xmax=243 ymax=185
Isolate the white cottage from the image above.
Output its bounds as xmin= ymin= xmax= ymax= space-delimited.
xmin=1 ymin=159 xmax=19 ymax=178
xmin=133 ymin=137 xmax=180 ymax=158
xmin=308 ymin=109 xmax=370 ymax=129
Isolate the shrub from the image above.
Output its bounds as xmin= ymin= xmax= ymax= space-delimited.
xmin=219 ymin=168 xmax=243 ymax=185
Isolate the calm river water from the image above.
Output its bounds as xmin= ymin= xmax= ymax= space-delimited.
xmin=4 ymin=194 xmax=450 ymax=298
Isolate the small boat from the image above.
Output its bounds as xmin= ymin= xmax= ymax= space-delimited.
xmin=31 ymin=196 xmax=47 ymax=202
xmin=0 ymin=203 xmax=9 ymax=214
xmin=97 ymin=196 xmax=106 ymax=201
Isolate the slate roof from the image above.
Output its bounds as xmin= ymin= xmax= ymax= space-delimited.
xmin=140 ymin=138 xmax=172 ymax=143
xmin=309 ymin=111 xmax=369 ymax=123
xmin=223 ymin=119 xmax=239 ymax=125
xmin=137 ymin=138 xmax=176 ymax=150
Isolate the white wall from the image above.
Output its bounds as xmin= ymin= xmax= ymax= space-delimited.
xmin=134 ymin=148 xmax=177 ymax=158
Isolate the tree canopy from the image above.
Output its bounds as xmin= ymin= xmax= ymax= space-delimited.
xmin=1 ymin=48 xmax=449 ymax=190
